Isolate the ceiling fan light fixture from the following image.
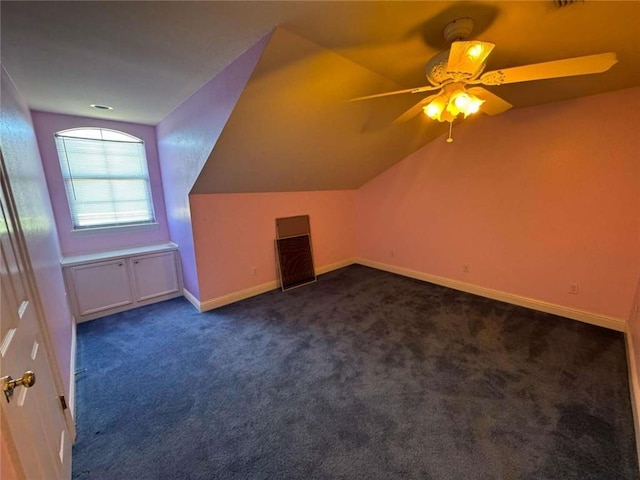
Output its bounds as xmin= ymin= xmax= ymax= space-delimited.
xmin=452 ymin=92 xmax=470 ymax=110
xmin=424 ymin=104 xmax=439 ymax=119
xmin=453 ymin=91 xmax=484 ymax=117
xmin=423 ymin=95 xmax=448 ymax=120
xmin=424 ymin=89 xmax=484 ymax=122
xmin=440 ymin=110 xmax=456 ymax=123
xmin=466 ymin=98 xmax=483 ymax=115
xmin=467 ymin=44 xmax=484 ymax=59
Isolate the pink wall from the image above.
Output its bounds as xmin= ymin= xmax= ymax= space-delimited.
xmin=156 ymin=33 xmax=271 ymax=298
xmin=1 ymin=66 xmax=73 ymax=397
xmin=190 ymin=190 xmax=356 ymax=301
xmin=31 ymin=111 xmax=170 ymax=256
xmin=356 ymin=87 xmax=640 ymax=320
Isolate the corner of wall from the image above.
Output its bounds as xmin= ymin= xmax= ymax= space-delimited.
xmin=625 ymin=276 xmax=640 ymax=467
xmin=156 ymin=33 xmax=272 ymax=299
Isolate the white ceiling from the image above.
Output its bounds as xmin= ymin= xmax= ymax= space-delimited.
xmin=3 ymin=1 xmax=640 ymax=126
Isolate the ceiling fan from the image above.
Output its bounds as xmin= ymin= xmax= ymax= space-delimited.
xmin=352 ymin=17 xmax=617 ymax=140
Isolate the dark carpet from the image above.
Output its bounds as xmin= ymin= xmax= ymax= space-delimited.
xmin=73 ymin=265 xmax=638 ymax=479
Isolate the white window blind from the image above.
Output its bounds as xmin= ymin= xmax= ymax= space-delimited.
xmin=54 ymin=128 xmax=155 ymax=230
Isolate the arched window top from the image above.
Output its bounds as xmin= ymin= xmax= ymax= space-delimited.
xmin=55 ymin=127 xmax=142 ymax=143
xmin=54 ymin=126 xmax=154 ymax=230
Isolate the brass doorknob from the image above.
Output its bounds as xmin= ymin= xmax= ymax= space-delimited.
xmin=1 ymin=371 xmax=36 ymax=403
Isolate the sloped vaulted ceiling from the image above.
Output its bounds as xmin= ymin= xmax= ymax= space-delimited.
xmin=3 ymin=2 xmax=639 ymax=193
xmin=192 ymin=28 xmax=447 ymax=194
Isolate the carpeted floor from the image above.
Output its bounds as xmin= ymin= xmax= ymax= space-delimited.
xmin=73 ymin=265 xmax=638 ymax=479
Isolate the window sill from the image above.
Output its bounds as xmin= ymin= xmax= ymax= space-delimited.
xmin=70 ymin=222 xmax=160 ymax=236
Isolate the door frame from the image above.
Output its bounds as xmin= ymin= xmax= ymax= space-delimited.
xmin=1 ymin=149 xmax=76 ymax=458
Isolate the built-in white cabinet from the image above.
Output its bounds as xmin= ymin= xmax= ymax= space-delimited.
xmin=68 ymin=258 xmax=134 ymax=316
xmin=62 ymin=243 xmax=182 ymax=322
xmin=130 ymin=251 xmax=180 ymax=302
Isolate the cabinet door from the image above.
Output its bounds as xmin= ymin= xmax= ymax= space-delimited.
xmin=130 ymin=251 xmax=180 ymax=302
xmin=69 ymin=259 xmax=134 ymax=316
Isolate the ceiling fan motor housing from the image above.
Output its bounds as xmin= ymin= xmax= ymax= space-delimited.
xmin=425 ymin=50 xmax=452 ymax=86
xmin=443 ymin=17 xmax=475 ymax=42
xmin=425 ymin=49 xmax=488 ymax=85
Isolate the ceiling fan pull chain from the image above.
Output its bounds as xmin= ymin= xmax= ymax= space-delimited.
xmin=446 ymin=121 xmax=454 ymax=143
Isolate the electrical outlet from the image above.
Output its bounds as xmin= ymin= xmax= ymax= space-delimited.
xmin=462 ymin=264 xmax=470 ymax=273
xmin=252 ymin=267 xmax=257 ymax=276
xmin=569 ymin=283 xmax=579 ymax=295
xmin=390 ymin=249 xmax=395 ymax=257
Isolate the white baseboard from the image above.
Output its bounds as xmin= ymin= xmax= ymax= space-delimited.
xmin=186 ymin=257 xmax=623 ymax=331
xmin=316 ymin=258 xmax=356 ymax=275
xmin=355 ymin=258 xmax=625 ymax=332
xmin=193 ymin=258 xmax=357 ymax=313
xmin=199 ymin=280 xmax=279 ymax=312
xmin=625 ymin=327 xmax=640 ymax=464
xmin=182 ymin=287 xmax=201 ymax=311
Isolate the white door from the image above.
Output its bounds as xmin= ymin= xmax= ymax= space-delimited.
xmin=1 ymin=162 xmax=71 ymax=478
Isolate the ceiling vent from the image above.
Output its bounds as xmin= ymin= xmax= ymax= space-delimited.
xmin=554 ymin=0 xmax=583 ymax=7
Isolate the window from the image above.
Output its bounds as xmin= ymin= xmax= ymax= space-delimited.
xmin=54 ymin=128 xmax=155 ymax=230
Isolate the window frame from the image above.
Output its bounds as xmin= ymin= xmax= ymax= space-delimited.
xmin=54 ymin=127 xmax=157 ymax=232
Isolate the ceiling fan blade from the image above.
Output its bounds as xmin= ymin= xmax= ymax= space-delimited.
xmin=476 ymin=52 xmax=617 ymax=85
xmin=393 ymin=94 xmax=439 ymax=123
xmin=467 ymin=87 xmax=512 ymax=115
xmin=350 ymin=85 xmax=440 ymax=102
xmin=447 ymin=41 xmax=495 ymax=77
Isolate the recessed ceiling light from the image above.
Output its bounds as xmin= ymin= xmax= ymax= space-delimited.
xmin=90 ymin=104 xmax=114 ymax=110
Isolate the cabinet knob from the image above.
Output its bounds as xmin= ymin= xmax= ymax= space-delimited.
xmin=134 ymin=261 xmax=139 ymax=264
xmin=118 ymin=263 xmax=123 ymax=267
